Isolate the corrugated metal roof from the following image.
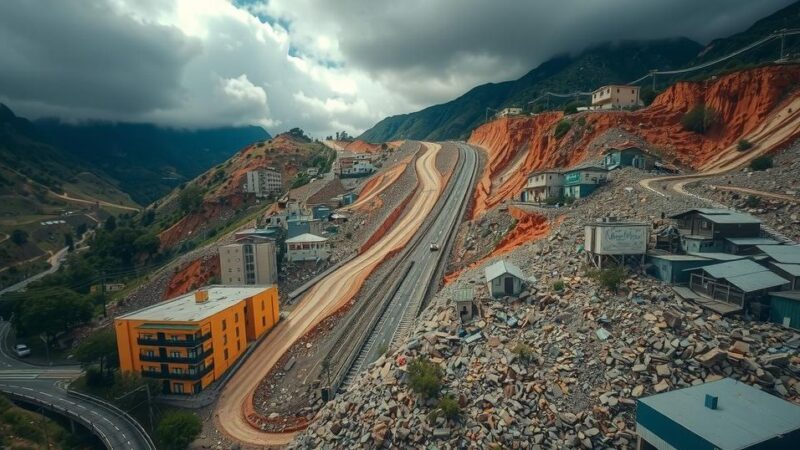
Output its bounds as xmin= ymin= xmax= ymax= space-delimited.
xmin=669 ymin=208 xmax=761 ymax=224
xmin=771 ymin=290 xmax=800 ymax=302
xmin=638 ymin=378 xmax=800 ymax=449
xmin=686 ymin=252 xmax=745 ymax=261
xmin=454 ymin=287 xmax=474 ymax=302
xmin=725 ymin=271 xmax=789 ymax=292
xmin=773 ymin=263 xmax=800 ymax=277
xmin=724 ymin=237 xmax=780 ymax=246
xmin=650 ymin=254 xmax=710 ymax=262
xmin=485 ymin=260 xmax=525 ymax=282
xmin=701 ymin=260 xmax=768 ymax=278
xmin=757 ymin=245 xmax=800 ymax=264
xmin=285 ymin=233 xmax=327 ymax=243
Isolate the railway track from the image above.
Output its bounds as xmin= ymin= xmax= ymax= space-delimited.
xmin=319 ymin=143 xmax=477 ymax=395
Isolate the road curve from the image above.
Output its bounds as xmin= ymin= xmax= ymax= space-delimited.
xmin=214 ymin=142 xmax=444 ymax=447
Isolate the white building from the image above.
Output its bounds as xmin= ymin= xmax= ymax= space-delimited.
xmin=219 ymin=240 xmax=278 ymax=285
xmin=591 ymin=85 xmax=641 ymax=109
xmin=245 ymin=168 xmax=282 ymax=198
xmin=496 ymin=107 xmax=523 ymax=118
xmin=520 ymin=169 xmax=564 ymax=203
xmin=285 ymin=233 xmax=330 ymax=263
xmin=336 ymin=152 xmax=376 ymax=177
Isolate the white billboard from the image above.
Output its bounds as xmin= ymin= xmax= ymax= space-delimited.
xmin=586 ymin=224 xmax=648 ymax=255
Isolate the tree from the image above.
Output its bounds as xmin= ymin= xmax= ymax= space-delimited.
xmin=15 ymin=288 xmax=93 ymax=346
xmin=75 ymin=223 xmax=88 ymax=237
xmin=681 ymin=104 xmax=718 ymax=134
xmin=156 ymin=411 xmax=202 ymax=450
xmin=749 ymin=155 xmax=773 ymax=171
xmin=554 ymin=120 xmax=571 ymax=139
xmin=640 ymin=87 xmax=658 ymax=106
xmin=407 ymin=357 xmax=443 ymax=399
xmin=133 ymin=233 xmax=160 ymax=256
xmin=737 ymin=139 xmax=753 ymax=152
xmin=104 ymin=216 xmax=117 ymax=232
xmin=64 ymin=233 xmax=74 ymax=251
xmin=178 ymin=185 xmax=204 ymax=213
xmin=74 ymin=329 xmax=118 ymax=376
xmin=10 ymin=229 xmax=28 ymax=246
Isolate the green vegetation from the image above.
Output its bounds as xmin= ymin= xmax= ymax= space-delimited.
xmin=681 ymin=104 xmax=719 ymax=134
xmin=178 ymin=184 xmax=204 ymax=213
xmin=511 ymin=342 xmax=534 ymax=364
xmin=435 ymin=395 xmax=461 ymax=421
xmin=0 ymin=394 xmax=83 ymax=449
xmin=75 ymin=329 xmax=119 ymax=381
xmin=744 ymin=195 xmax=761 ymax=208
xmin=737 ymin=139 xmax=753 ymax=151
xmin=156 ymin=410 xmax=202 ymax=450
xmin=750 ymin=155 xmax=773 ymax=171
xmin=10 ymin=229 xmax=27 ymax=245
xmin=563 ymin=101 xmax=583 ymax=115
xmin=552 ymin=279 xmax=565 ymax=291
xmin=554 ymin=120 xmax=572 ymax=139
xmin=587 ymin=266 xmax=626 ymax=292
xmin=640 ymin=87 xmax=659 ymax=106
xmin=407 ymin=357 xmax=443 ymax=400
xmin=11 ymin=287 xmax=92 ymax=347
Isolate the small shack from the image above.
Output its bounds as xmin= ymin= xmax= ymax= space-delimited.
xmin=647 ymin=252 xmax=711 ymax=284
xmin=671 ymin=209 xmax=761 ymax=253
xmin=584 ymin=218 xmax=649 ymax=268
xmin=454 ymin=287 xmax=478 ymax=322
xmin=758 ymin=244 xmax=800 ymax=290
xmin=635 ymin=378 xmax=800 ymax=450
xmin=723 ymin=237 xmax=779 ymax=255
xmin=485 ymin=261 xmax=525 ymax=298
xmin=769 ymin=291 xmax=800 ymax=330
xmin=602 ymin=146 xmax=655 ymax=170
xmin=686 ymin=259 xmax=789 ymax=316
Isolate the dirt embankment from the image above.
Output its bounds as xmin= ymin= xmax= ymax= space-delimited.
xmin=468 ymin=65 xmax=800 ymax=218
xmin=164 ymin=254 xmax=220 ymax=299
xmin=336 ymin=139 xmax=382 ymax=153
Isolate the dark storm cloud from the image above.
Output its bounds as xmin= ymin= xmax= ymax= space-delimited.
xmin=0 ymin=0 xmax=199 ymax=115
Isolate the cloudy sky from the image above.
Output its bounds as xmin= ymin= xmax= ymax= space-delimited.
xmin=0 ymin=0 xmax=793 ymax=137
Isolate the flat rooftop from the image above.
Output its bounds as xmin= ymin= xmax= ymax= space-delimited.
xmin=117 ymin=285 xmax=271 ymax=323
xmin=638 ymin=378 xmax=800 ymax=449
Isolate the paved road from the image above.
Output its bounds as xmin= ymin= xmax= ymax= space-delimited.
xmin=359 ymin=142 xmax=477 ymax=369
xmin=214 ymin=142 xmax=446 ymax=446
xmin=0 ymin=320 xmax=155 ymax=449
xmin=0 ymin=247 xmax=69 ymax=296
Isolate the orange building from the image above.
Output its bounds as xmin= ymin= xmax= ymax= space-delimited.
xmin=114 ymin=285 xmax=279 ymax=395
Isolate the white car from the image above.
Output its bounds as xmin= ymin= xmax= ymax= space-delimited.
xmin=14 ymin=344 xmax=31 ymax=357
xmin=429 ymin=243 xmax=440 ymax=251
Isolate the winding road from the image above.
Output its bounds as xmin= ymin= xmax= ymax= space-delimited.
xmin=214 ymin=142 xmax=447 ymax=446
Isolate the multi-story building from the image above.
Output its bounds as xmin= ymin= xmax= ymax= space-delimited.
xmin=562 ymin=163 xmax=608 ymax=199
xmin=336 ymin=152 xmax=376 ymax=177
xmin=115 ymin=285 xmax=279 ymax=395
xmin=219 ymin=240 xmax=278 ymax=285
xmin=285 ymin=233 xmax=330 ymax=262
xmin=520 ymin=169 xmax=564 ymax=203
xmin=245 ymin=168 xmax=282 ymax=198
xmin=591 ymin=85 xmax=641 ymax=109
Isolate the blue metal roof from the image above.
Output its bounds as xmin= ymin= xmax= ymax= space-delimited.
xmin=758 ymin=245 xmax=800 ymax=264
xmin=638 ymin=378 xmax=800 ymax=450
xmin=699 ymin=259 xmax=768 ymax=278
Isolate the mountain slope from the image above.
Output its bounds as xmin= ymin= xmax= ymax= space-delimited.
xmin=35 ymin=120 xmax=270 ymax=205
xmin=360 ymin=38 xmax=702 ymax=142
xmin=360 ymin=1 xmax=800 ymax=142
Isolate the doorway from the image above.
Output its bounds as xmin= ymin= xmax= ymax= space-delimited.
xmin=504 ymin=276 xmax=514 ymax=295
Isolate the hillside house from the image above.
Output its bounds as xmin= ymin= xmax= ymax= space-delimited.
xmin=758 ymin=244 xmax=800 ymax=290
xmin=285 ymin=233 xmax=330 ymax=262
xmin=591 ymin=85 xmax=641 ymax=109
xmin=496 ymin=107 xmax=523 ymax=118
xmin=670 ymin=209 xmax=761 ymax=254
xmin=723 ymin=237 xmax=780 ymax=255
xmin=337 ymin=152 xmax=376 ymax=178
xmin=686 ymin=259 xmax=789 ymax=316
xmin=602 ymin=147 xmax=655 ymax=170
xmin=562 ymin=163 xmax=608 ymax=199
xmin=635 ymin=378 xmax=800 ymax=450
xmin=647 ymin=252 xmax=712 ymax=284
xmin=520 ymin=169 xmax=564 ymax=203
xmin=769 ymin=291 xmax=800 ymax=330
xmin=287 ymin=218 xmax=325 ymax=239
xmin=485 ymin=260 xmax=525 ymax=298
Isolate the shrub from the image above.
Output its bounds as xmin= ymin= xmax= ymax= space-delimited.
xmin=749 ymin=156 xmax=773 ymax=171
xmin=554 ymin=120 xmax=571 ymax=139
xmin=156 ymin=411 xmax=202 ymax=450
xmin=407 ymin=357 xmax=443 ymax=399
xmin=552 ymin=279 xmax=565 ymax=291
xmin=589 ymin=266 xmax=626 ymax=292
xmin=437 ymin=395 xmax=461 ymax=421
xmin=563 ymin=102 xmax=579 ymax=115
xmin=681 ymin=104 xmax=718 ymax=134
xmin=577 ymin=116 xmax=586 ymax=126
xmin=640 ymin=87 xmax=658 ymax=106
xmin=737 ymin=139 xmax=753 ymax=152
xmin=744 ymin=195 xmax=761 ymax=208
xmin=511 ymin=343 xmax=534 ymax=363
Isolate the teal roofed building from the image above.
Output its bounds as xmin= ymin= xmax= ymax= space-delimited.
xmin=562 ymin=163 xmax=607 ymax=199
xmin=602 ymin=146 xmax=655 ymax=170
xmin=769 ymin=291 xmax=800 ymax=330
xmin=636 ymin=378 xmax=800 ymax=450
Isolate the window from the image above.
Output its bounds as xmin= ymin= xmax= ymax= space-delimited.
xmin=223 ymin=335 xmax=228 ymax=345
xmin=237 ymin=341 xmax=241 ymax=351
xmin=234 ymin=313 xmax=239 ymax=323
xmin=224 ymin=349 xmax=229 ymax=360
xmin=170 ymin=351 xmax=181 ymax=358
xmin=173 ymin=383 xmax=184 ymax=394
xmin=235 ymin=327 xmax=240 ymax=338
xmin=172 ymin=367 xmax=184 ymax=374
xmin=262 ymin=317 xmax=266 ymax=327
xmin=222 ymin=320 xmax=227 ymax=331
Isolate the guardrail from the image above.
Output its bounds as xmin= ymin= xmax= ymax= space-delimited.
xmin=67 ymin=390 xmax=157 ymax=450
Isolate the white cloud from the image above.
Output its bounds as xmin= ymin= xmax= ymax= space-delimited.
xmin=0 ymin=0 xmax=793 ymax=138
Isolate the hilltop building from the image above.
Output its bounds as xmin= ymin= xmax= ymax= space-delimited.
xmin=336 ymin=152 xmax=376 ymax=177
xmin=563 ymin=163 xmax=608 ymax=199
xmin=219 ymin=239 xmax=278 ymax=285
xmin=602 ymin=146 xmax=655 ymax=170
xmin=245 ymin=168 xmax=282 ymax=198
xmin=591 ymin=85 xmax=641 ymax=109
xmin=115 ymin=285 xmax=279 ymax=395
xmin=496 ymin=107 xmax=523 ymax=118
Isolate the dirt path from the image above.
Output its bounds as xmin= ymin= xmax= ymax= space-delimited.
xmin=707 ymin=185 xmax=800 ymax=203
xmin=214 ymin=143 xmax=444 ymax=447
xmin=49 ymin=191 xmax=140 ymax=212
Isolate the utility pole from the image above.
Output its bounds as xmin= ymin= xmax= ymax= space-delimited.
xmin=101 ymin=271 xmax=107 ymax=318
xmin=115 ymin=384 xmax=155 ymax=431
xmin=780 ymin=28 xmax=787 ymax=60
xmin=650 ymin=69 xmax=657 ymax=91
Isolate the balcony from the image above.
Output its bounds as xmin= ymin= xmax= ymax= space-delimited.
xmin=136 ymin=333 xmax=211 ymax=347
xmin=142 ymin=364 xmax=214 ymax=381
xmin=139 ymin=349 xmax=213 ymax=364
